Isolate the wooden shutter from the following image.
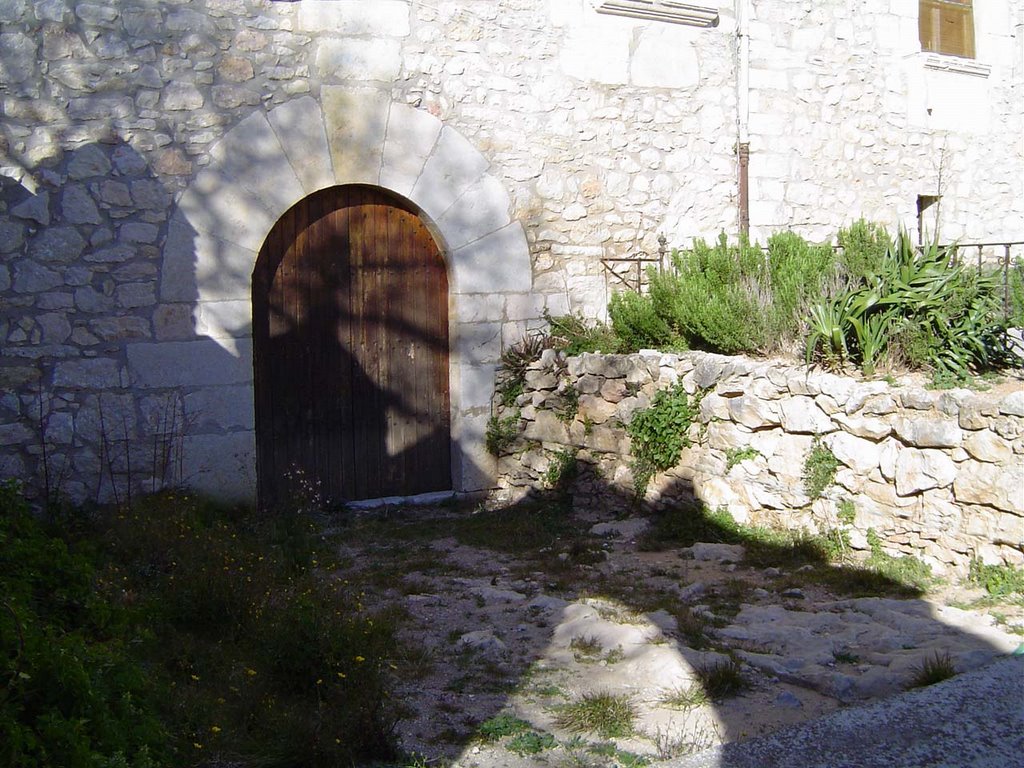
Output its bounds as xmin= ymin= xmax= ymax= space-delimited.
xmin=919 ymin=0 xmax=975 ymax=59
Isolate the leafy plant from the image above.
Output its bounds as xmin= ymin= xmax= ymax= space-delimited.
xmin=544 ymin=448 xmax=579 ymax=492
xmin=627 ymin=382 xmax=703 ymax=496
xmin=507 ymin=731 xmax=557 ymax=755
xmin=486 ymin=411 xmax=521 ymax=456
xmin=725 ymin=446 xmax=760 ymax=471
xmin=476 ymin=713 xmax=532 ymax=742
xmin=608 ymin=290 xmax=680 ymax=351
xmin=803 ymin=439 xmax=838 ymax=498
xmin=968 ymin=559 xmax=1024 ymax=596
xmin=498 ymin=333 xmax=549 ymax=406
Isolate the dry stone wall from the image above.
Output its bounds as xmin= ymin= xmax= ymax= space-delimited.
xmin=494 ymin=350 xmax=1024 ymax=574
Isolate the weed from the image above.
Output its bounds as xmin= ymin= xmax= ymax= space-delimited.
xmin=507 ymin=731 xmax=557 ymax=755
xmin=588 ymin=741 xmax=651 ymax=767
xmin=627 ymin=382 xmax=703 ymax=496
xmin=648 ymin=721 xmax=719 ymax=760
xmin=557 ymin=382 xmax=580 ymax=423
xmin=968 ymin=559 xmax=1024 ymax=597
xmin=803 ymin=438 xmax=839 ymax=498
xmin=696 ymin=658 xmax=748 ymax=700
xmin=570 ymin=635 xmax=604 ymax=662
xmin=725 ymin=446 xmax=761 ymax=471
xmin=908 ymin=651 xmax=956 ymax=688
xmin=475 ymin=713 xmax=532 ymax=742
xmin=832 ymin=649 xmax=860 ymax=664
xmin=486 ymin=411 xmax=521 ymax=456
xmin=661 ymin=684 xmax=710 ymax=710
xmin=545 ymin=448 xmax=579 ymax=492
xmin=837 ymin=498 xmax=856 ymax=526
xmin=555 ymin=691 xmax=636 ymax=738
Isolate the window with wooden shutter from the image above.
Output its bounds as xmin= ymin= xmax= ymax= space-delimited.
xmin=919 ymin=0 xmax=975 ymax=59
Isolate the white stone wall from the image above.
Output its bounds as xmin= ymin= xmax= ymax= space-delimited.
xmin=1 ymin=0 xmax=1021 ymax=504
xmin=494 ymin=351 xmax=1024 ymax=575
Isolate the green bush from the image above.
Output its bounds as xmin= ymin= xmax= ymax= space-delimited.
xmin=545 ymin=311 xmax=621 ymax=355
xmin=646 ymin=232 xmax=835 ymax=355
xmin=836 ymin=219 xmax=890 ymax=280
xmin=608 ymin=290 xmax=679 ymax=351
xmin=0 ymin=480 xmax=168 ymax=768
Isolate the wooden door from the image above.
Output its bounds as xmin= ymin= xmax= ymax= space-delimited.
xmin=252 ymin=186 xmax=451 ymax=508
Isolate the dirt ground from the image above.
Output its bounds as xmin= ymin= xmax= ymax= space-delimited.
xmin=327 ymin=501 xmax=1024 ymax=768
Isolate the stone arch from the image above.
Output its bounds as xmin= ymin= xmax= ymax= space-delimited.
xmin=159 ymin=92 xmax=532 ymax=499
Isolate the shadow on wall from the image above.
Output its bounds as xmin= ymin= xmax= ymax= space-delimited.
xmin=358 ymin=468 xmax=1023 ymax=766
xmin=1 ymin=137 xmax=488 ymax=509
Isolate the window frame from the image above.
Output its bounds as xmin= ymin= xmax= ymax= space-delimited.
xmin=919 ymin=0 xmax=975 ymax=59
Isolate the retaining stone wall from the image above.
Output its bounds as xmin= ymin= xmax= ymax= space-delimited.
xmin=493 ymin=351 xmax=1024 ymax=574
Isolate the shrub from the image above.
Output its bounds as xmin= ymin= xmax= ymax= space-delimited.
xmin=486 ymin=412 xmax=521 ymax=455
xmin=608 ymin=290 xmax=679 ymax=351
xmin=836 ymin=219 xmax=890 ymax=280
xmin=968 ymin=559 xmax=1024 ymax=596
xmin=803 ymin=439 xmax=838 ymax=499
xmin=648 ymin=232 xmax=835 ymax=356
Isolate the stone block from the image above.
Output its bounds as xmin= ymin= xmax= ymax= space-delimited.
xmin=13 ymin=261 xmax=61 ymax=293
xmin=454 ymin=293 xmax=505 ymax=323
xmin=316 ymin=38 xmax=401 ymax=82
xmin=267 ymin=96 xmax=336 ymax=193
xmin=162 ymin=82 xmax=203 ymax=111
xmin=175 ymin=169 xmax=276 ymax=253
xmin=127 ymin=339 xmax=253 ymax=388
xmin=297 ymin=0 xmax=409 ymax=36
xmin=999 ymin=390 xmax=1024 ymax=417
xmin=322 ymin=86 xmax=388 ymax=185
xmin=452 ymin=321 xmax=502 ymax=365
xmin=184 ymin=385 xmax=254 ymax=432
xmin=153 ymin=303 xmax=195 ymax=340
xmin=30 ymin=226 xmax=87 ymax=264
xmin=208 ymin=111 xmax=305 ymax=218
xmin=53 ymin=358 xmax=121 ymax=388
xmin=379 ymin=103 xmax=442 ymax=197
xmin=523 ymin=409 xmax=569 ymax=444
xmin=412 ymin=126 xmax=491 ymax=223
xmin=780 ymin=395 xmax=834 ymax=434
xmin=181 ymin=431 xmax=256 ymax=502
xmin=727 ymin=394 xmax=781 ymax=429
xmin=449 ymin=223 xmax=532 ymax=295
xmin=894 ymin=448 xmax=957 ymax=496
xmin=827 ymin=431 xmax=886 ymax=474
xmin=893 ymin=416 xmax=963 ymax=448
xmin=831 ymin=412 xmax=892 ymax=440
xmin=455 ymin=363 xmax=498 ymax=412
xmin=954 ymin=463 xmax=1024 ymax=515
xmin=962 ymin=430 xmax=1013 ymax=464
xmin=436 ymin=174 xmax=512 ymax=250
xmin=193 ymin=299 xmax=252 ymax=339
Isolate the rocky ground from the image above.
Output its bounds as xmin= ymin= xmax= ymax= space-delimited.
xmin=328 ymin=501 xmax=1024 ymax=768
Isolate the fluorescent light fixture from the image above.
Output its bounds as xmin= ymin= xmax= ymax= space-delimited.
xmin=592 ymin=0 xmax=720 ymax=27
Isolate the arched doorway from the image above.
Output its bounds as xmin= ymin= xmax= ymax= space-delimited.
xmin=252 ymin=185 xmax=451 ymax=508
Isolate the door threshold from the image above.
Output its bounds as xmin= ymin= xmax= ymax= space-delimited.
xmin=345 ymin=490 xmax=457 ymax=511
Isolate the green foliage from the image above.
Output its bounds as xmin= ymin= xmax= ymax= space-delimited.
xmin=1008 ymin=258 xmax=1024 ymax=327
xmin=627 ymin=382 xmax=702 ymax=496
xmin=646 ymin=232 xmax=835 ymax=355
xmin=486 ymin=411 xmax=521 ymax=456
xmin=608 ymin=290 xmax=681 ymax=351
xmin=0 ymin=481 xmax=169 ymax=768
xmin=507 ymin=731 xmax=557 ymax=755
xmin=861 ymin=531 xmax=935 ymax=593
xmin=908 ymin=651 xmax=956 ymax=689
xmin=555 ymin=691 xmax=636 ymax=738
xmin=498 ymin=334 xmax=548 ymax=407
xmin=837 ymin=498 xmax=857 ymax=526
xmin=807 ymin=231 xmax=1014 ymax=378
xmin=545 ymin=310 xmax=621 ymax=355
xmin=968 ymin=559 xmax=1024 ymax=596
xmin=695 ymin=658 xmax=748 ymax=700
xmin=0 ymin=486 xmax=403 ymax=768
xmin=556 ymin=382 xmax=580 ymax=423
xmin=475 ymin=714 xmax=532 ymax=742
xmin=544 ymin=448 xmax=579 ymax=492
xmin=725 ymin=446 xmax=760 ymax=471
xmin=836 ymin=219 xmax=890 ymax=280
xmin=803 ymin=439 xmax=839 ymax=499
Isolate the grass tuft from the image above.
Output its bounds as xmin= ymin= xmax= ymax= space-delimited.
xmin=555 ymin=691 xmax=636 ymax=738
xmin=908 ymin=651 xmax=956 ymax=688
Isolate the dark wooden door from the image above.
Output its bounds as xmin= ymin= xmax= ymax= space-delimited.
xmin=252 ymin=186 xmax=451 ymax=507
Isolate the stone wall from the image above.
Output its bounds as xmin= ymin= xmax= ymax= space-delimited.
xmin=1 ymin=0 xmax=1021 ymax=505
xmin=493 ymin=350 xmax=1024 ymax=574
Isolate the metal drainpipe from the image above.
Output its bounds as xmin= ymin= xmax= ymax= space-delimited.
xmin=736 ymin=0 xmax=750 ymax=238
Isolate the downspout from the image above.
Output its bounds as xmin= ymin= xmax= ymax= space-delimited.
xmin=736 ymin=0 xmax=750 ymax=239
